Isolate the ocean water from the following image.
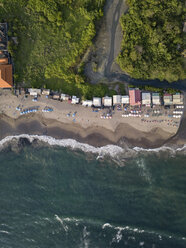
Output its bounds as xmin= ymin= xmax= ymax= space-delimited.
xmin=0 ymin=137 xmax=186 ymax=248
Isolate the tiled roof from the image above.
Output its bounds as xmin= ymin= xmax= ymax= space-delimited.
xmin=0 ymin=64 xmax=13 ymax=88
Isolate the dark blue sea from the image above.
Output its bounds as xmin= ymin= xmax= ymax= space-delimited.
xmin=0 ymin=135 xmax=186 ymax=248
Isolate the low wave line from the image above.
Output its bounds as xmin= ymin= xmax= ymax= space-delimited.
xmin=0 ymin=134 xmax=186 ymax=157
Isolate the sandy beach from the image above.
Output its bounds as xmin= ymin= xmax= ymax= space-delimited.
xmin=0 ymin=90 xmax=185 ymax=148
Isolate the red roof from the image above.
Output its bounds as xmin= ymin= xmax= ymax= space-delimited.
xmin=164 ymin=93 xmax=172 ymax=96
xmin=129 ymin=89 xmax=141 ymax=106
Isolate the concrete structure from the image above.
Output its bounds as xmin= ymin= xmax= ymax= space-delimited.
xmin=142 ymin=92 xmax=151 ymax=106
xmin=103 ymin=96 xmax=112 ymax=107
xmin=173 ymin=93 xmax=184 ymax=105
xmin=61 ymin=93 xmax=70 ymax=101
xmin=163 ymin=93 xmax=173 ymax=105
xmin=121 ymin=95 xmax=129 ymax=104
xmin=82 ymin=100 xmax=93 ymax=107
xmin=129 ymin=89 xmax=141 ymax=106
xmin=71 ymin=95 xmax=80 ymax=104
xmin=152 ymin=93 xmax=161 ymax=105
xmin=113 ymin=95 xmax=121 ymax=105
xmin=93 ymin=97 xmax=101 ymax=107
xmin=42 ymin=89 xmax=50 ymax=95
xmin=28 ymin=88 xmax=41 ymax=96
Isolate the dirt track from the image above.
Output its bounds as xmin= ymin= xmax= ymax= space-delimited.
xmin=84 ymin=0 xmax=128 ymax=83
xmin=84 ymin=0 xmax=186 ymax=141
xmin=84 ymin=0 xmax=186 ymax=91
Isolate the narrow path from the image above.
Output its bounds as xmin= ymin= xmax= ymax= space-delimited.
xmin=105 ymin=0 xmax=123 ymax=76
xmin=84 ymin=0 xmax=127 ymax=83
xmin=84 ymin=0 xmax=186 ymax=91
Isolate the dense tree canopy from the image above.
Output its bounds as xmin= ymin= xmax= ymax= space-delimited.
xmin=117 ymin=0 xmax=186 ymax=82
xmin=0 ymin=0 xmax=114 ymax=98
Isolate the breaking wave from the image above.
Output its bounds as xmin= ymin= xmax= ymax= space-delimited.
xmin=0 ymin=134 xmax=186 ymax=159
xmin=0 ymin=134 xmax=123 ymax=158
xmin=41 ymin=215 xmax=186 ymax=243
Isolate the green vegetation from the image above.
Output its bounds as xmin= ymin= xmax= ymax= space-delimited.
xmin=117 ymin=0 xmax=186 ymax=82
xmin=118 ymin=83 xmax=126 ymax=95
xmin=0 ymin=0 xmax=115 ymax=99
xmin=128 ymin=84 xmax=180 ymax=95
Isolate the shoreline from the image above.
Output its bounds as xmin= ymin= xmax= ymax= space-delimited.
xmin=0 ymin=91 xmax=185 ymax=149
xmin=0 ymin=113 xmax=185 ymax=149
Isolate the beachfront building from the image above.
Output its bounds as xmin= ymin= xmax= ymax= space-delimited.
xmin=113 ymin=95 xmax=121 ymax=105
xmin=28 ymin=88 xmax=41 ymax=96
xmin=121 ymin=95 xmax=129 ymax=104
xmin=61 ymin=93 xmax=70 ymax=101
xmin=163 ymin=93 xmax=173 ymax=105
xmin=142 ymin=92 xmax=151 ymax=106
xmin=0 ymin=23 xmax=13 ymax=88
xmin=52 ymin=93 xmax=60 ymax=100
xmin=71 ymin=95 xmax=80 ymax=104
xmin=42 ymin=89 xmax=50 ymax=95
xmin=152 ymin=93 xmax=161 ymax=105
xmin=103 ymin=96 xmax=112 ymax=107
xmin=0 ymin=57 xmax=13 ymax=88
xmin=82 ymin=100 xmax=93 ymax=107
xmin=129 ymin=88 xmax=141 ymax=106
xmin=173 ymin=93 xmax=184 ymax=105
xmin=93 ymin=97 xmax=101 ymax=107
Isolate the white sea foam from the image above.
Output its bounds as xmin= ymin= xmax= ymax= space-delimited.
xmin=80 ymin=226 xmax=90 ymax=248
xmin=0 ymin=230 xmax=10 ymax=234
xmin=133 ymin=144 xmax=186 ymax=153
xmin=102 ymin=223 xmax=113 ymax=229
xmin=112 ymin=228 xmax=123 ymax=243
xmin=63 ymin=217 xmax=80 ymax=223
xmin=0 ymin=134 xmax=186 ymax=159
xmin=0 ymin=134 xmax=123 ymax=158
xmin=83 ymin=226 xmax=90 ymax=239
xmin=103 ymin=223 xmax=179 ymax=242
xmin=136 ymin=158 xmax=152 ymax=183
xmin=139 ymin=241 xmax=145 ymax=246
xmin=55 ymin=215 xmax=68 ymax=232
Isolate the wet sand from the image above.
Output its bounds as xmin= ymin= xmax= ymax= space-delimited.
xmin=0 ymin=90 xmax=185 ymax=148
xmin=0 ymin=113 xmax=182 ymax=148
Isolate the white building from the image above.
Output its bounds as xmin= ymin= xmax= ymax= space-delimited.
xmin=173 ymin=93 xmax=183 ymax=105
xmin=113 ymin=95 xmax=121 ymax=105
xmin=52 ymin=93 xmax=60 ymax=100
xmin=28 ymin=88 xmax=41 ymax=96
xmin=61 ymin=93 xmax=70 ymax=101
xmin=152 ymin=93 xmax=161 ymax=105
xmin=121 ymin=95 xmax=129 ymax=104
xmin=164 ymin=94 xmax=173 ymax=105
xmin=82 ymin=100 xmax=93 ymax=107
xmin=103 ymin=96 xmax=112 ymax=107
xmin=93 ymin=97 xmax=102 ymax=107
xmin=142 ymin=92 xmax=151 ymax=106
xmin=42 ymin=89 xmax=50 ymax=95
xmin=71 ymin=95 xmax=80 ymax=104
